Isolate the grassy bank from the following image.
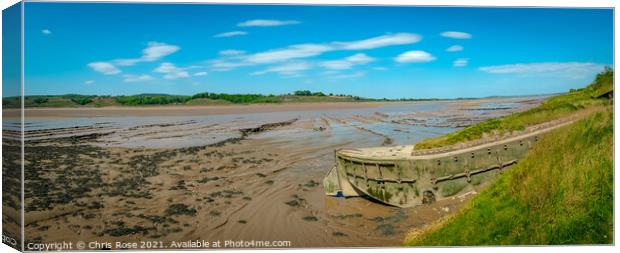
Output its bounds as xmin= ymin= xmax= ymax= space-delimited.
xmin=406 ymin=69 xmax=614 ymax=245
xmin=406 ymin=106 xmax=613 ymax=245
xmin=415 ymin=67 xmax=613 ymax=149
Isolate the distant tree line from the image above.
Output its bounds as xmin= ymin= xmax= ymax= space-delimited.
xmin=33 ymin=97 xmax=49 ymax=104
xmin=5 ymin=90 xmax=445 ymax=107
xmin=292 ymin=90 xmax=326 ymax=97
xmin=66 ymin=95 xmax=96 ymax=105
xmin=115 ymin=95 xmax=190 ymax=105
xmin=191 ymin=92 xmax=281 ymax=104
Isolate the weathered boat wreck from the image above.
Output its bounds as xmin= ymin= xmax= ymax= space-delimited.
xmin=323 ymin=120 xmax=574 ymax=208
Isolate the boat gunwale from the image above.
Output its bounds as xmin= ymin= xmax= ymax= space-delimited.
xmin=336 ymin=119 xmax=576 ymax=162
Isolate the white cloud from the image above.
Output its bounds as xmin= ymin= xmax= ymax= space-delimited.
xmin=327 ymin=71 xmax=366 ymax=79
xmin=335 ymin=33 xmax=421 ymax=50
xmin=320 ymin=53 xmax=375 ymax=70
xmin=84 ymin=80 xmax=95 ymax=85
xmin=478 ymin=62 xmax=605 ymax=76
xmin=219 ymin=49 xmax=246 ymax=56
xmin=209 ymin=59 xmax=252 ymax=71
xmin=346 ymin=53 xmax=375 ymax=64
xmin=373 ymin=67 xmax=388 ymax=71
xmin=252 ymin=62 xmax=311 ymax=76
xmin=88 ymin=62 xmax=121 ymax=75
xmin=246 ymin=44 xmax=332 ymax=64
xmin=123 ymin=74 xmax=154 ymax=83
xmin=41 ymin=29 xmax=52 ymax=35
xmin=320 ymin=61 xmax=353 ymax=70
xmin=113 ymin=59 xmax=141 ymax=66
xmin=237 ymin=19 xmax=300 ymax=27
xmin=114 ymin=41 xmax=180 ymax=66
xmin=453 ymin=58 xmax=469 ymax=67
xmin=320 ymin=60 xmax=353 ymax=70
xmin=210 ymin=33 xmax=420 ymax=70
xmin=446 ymin=45 xmax=463 ymax=52
xmin=395 ymin=50 xmax=436 ymax=63
xmin=194 ymin=72 xmax=208 ymax=76
xmin=219 ymin=49 xmax=245 ymax=56
xmin=440 ymin=31 xmax=472 ymax=39
xmin=142 ymin=42 xmax=180 ymax=61
xmin=154 ymin=62 xmax=190 ymax=79
xmin=214 ymin=31 xmax=248 ymax=38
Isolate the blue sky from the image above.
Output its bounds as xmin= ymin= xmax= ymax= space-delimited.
xmin=2 ymin=2 xmax=21 ymax=98
xmin=17 ymin=3 xmax=613 ymax=99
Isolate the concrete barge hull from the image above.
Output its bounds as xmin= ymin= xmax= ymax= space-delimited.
xmin=324 ymin=134 xmax=540 ymax=208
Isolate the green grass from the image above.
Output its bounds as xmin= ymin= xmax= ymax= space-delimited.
xmin=406 ymin=106 xmax=613 ymax=245
xmin=415 ymin=67 xmax=613 ymax=149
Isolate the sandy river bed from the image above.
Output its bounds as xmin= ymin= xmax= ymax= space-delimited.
xmin=2 ymin=97 xmax=545 ymax=248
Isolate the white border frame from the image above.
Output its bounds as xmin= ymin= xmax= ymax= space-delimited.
xmin=0 ymin=1 xmax=616 ymax=253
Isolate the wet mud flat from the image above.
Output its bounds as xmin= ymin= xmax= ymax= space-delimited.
xmin=10 ymin=97 xmax=545 ymax=247
xmin=2 ymin=130 xmax=22 ymax=249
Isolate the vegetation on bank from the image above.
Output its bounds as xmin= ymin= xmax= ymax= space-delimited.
xmin=3 ymin=89 xmax=524 ymax=108
xmin=415 ymin=67 xmax=614 ymax=149
xmin=1 ymin=91 xmax=378 ymax=108
xmin=406 ymin=68 xmax=613 ymax=245
xmin=406 ymin=106 xmax=613 ymax=245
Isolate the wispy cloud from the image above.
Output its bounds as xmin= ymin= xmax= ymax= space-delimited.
xmin=334 ymin=33 xmax=421 ymax=50
xmin=193 ymin=72 xmax=208 ymax=76
xmin=346 ymin=53 xmax=375 ymax=64
xmin=154 ymin=62 xmax=191 ymax=80
xmin=395 ymin=50 xmax=436 ymax=63
xmin=139 ymin=42 xmax=180 ymax=61
xmin=87 ymin=62 xmax=121 ymax=75
xmin=446 ymin=45 xmax=463 ymax=52
xmin=219 ymin=49 xmax=246 ymax=56
xmin=214 ymin=31 xmax=248 ymax=38
xmin=247 ymin=44 xmax=331 ymax=64
xmin=237 ymin=19 xmax=300 ymax=27
xmin=123 ymin=74 xmax=155 ymax=83
xmin=326 ymin=71 xmax=366 ymax=79
xmin=41 ymin=29 xmax=52 ymax=35
xmin=478 ymin=62 xmax=606 ymax=79
xmin=320 ymin=53 xmax=375 ymax=70
xmin=113 ymin=42 xmax=180 ymax=66
xmin=453 ymin=58 xmax=469 ymax=67
xmin=252 ymin=62 xmax=311 ymax=76
xmin=440 ymin=31 xmax=472 ymax=39
xmin=88 ymin=42 xmax=179 ymax=78
xmin=84 ymin=80 xmax=95 ymax=85
xmin=210 ymin=59 xmax=252 ymax=72
xmin=479 ymin=62 xmax=604 ymax=73
xmin=320 ymin=61 xmax=353 ymax=70
xmin=210 ymin=33 xmax=420 ymax=71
